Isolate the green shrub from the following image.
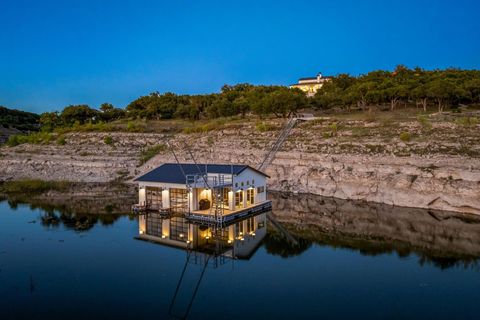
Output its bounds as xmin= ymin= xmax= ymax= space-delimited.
xmin=57 ymin=135 xmax=66 ymax=145
xmin=0 ymin=179 xmax=71 ymax=194
xmin=6 ymin=132 xmax=53 ymax=147
xmin=6 ymin=135 xmax=22 ymax=147
xmin=140 ymin=144 xmax=167 ymax=165
xmin=417 ymin=115 xmax=432 ymax=129
xmin=324 ymin=122 xmax=338 ymax=137
xmin=182 ymin=120 xmax=225 ymax=134
xmin=104 ymin=135 xmax=113 ymax=145
xmin=399 ymin=131 xmax=411 ymax=142
xmin=255 ymin=121 xmax=276 ymax=132
xmin=455 ymin=116 xmax=479 ymax=127
xmin=126 ymin=121 xmax=146 ymax=132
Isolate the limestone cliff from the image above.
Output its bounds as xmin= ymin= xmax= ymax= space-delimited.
xmin=0 ymin=117 xmax=479 ymax=214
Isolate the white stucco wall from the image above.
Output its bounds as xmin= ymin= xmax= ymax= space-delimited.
xmin=233 ymin=168 xmax=267 ymax=204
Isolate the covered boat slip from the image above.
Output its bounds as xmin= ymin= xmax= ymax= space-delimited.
xmin=134 ymin=163 xmax=270 ymax=221
xmin=139 ymin=184 xmax=271 ymax=222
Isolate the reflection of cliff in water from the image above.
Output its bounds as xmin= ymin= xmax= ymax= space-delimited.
xmin=2 ymin=183 xmax=137 ymax=232
xmin=38 ymin=211 xmax=135 ymax=232
xmin=268 ymin=192 xmax=480 ymax=269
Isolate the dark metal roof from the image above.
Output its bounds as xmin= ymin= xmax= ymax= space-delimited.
xmin=135 ymin=163 xmax=269 ymax=184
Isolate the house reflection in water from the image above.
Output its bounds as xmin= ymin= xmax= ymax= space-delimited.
xmin=137 ymin=212 xmax=267 ymax=260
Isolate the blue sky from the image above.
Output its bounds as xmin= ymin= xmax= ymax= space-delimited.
xmin=1 ymin=0 xmax=479 ymax=113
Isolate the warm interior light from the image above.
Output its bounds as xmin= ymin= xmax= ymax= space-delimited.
xmin=251 ymin=232 xmax=256 ymax=236
xmin=240 ymin=237 xmax=245 ymax=241
xmin=179 ymin=233 xmax=184 ymax=238
xmin=227 ymin=240 xmax=232 ymax=244
xmin=205 ymin=236 xmax=210 ymax=240
xmin=161 ymin=235 xmax=166 ymax=239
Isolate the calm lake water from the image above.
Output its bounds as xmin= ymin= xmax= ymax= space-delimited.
xmin=1 ymin=193 xmax=480 ymax=320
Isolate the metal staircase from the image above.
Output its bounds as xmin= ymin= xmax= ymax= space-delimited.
xmin=257 ymin=117 xmax=297 ymax=172
xmin=209 ymin=174 xmax=226 ymax=223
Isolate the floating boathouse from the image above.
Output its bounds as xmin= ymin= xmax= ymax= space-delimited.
xmin=133 ymin=163 xmax=272 ymax=224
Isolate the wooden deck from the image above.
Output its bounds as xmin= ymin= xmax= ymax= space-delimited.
xmin=187 ymin=201 xmax=272 ymax=225
xmin=191 ymin=207 xmax=234 ymax=216
xmin=132 ymin=201 xmax=272 ymax=224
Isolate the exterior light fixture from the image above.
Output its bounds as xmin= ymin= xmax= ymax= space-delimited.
xmin=240 ymin=237 xmax=245 ymax=241
xmin=161 ymin=235 xmax=166 ymax=239
xmin=227 ymin=240 xmax=232 ymax=244
xmin=179 ymin=233 xmax=184 ymax=238
xmin=205 ymin=236 xmax=210 ymax=240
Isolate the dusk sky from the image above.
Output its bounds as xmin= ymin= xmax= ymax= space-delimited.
xmin=1 ymin=0 xmax=479 ymax=113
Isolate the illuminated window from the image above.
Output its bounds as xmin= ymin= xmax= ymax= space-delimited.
xmin=246 ymin=188 xmax=254 ymax=205
xmin=246 ymin=217 xmax=254 ymax=233
xmin=222 ymin=187 xmax=231 ymax=207
xmin=235 ymin=191 xmax=243 ymax=209
xmin=146 ymin=187 xmax=162 ymax=210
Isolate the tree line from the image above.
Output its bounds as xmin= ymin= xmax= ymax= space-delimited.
xmin=313 ymin=66 xmax=480 ymax=113
xmin=0 ymin=106 xmax=40 ymax=131
xmin=38 ymin=66 xmax=480 ymax=130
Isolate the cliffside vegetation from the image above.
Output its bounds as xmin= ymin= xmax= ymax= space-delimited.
xmin=0 ymin=179 xmax=71 ymax=194
xmin=2 ymin=66 xmax=479 ymax=147
xmin=0 ymin=106 xmax=39 ymax=131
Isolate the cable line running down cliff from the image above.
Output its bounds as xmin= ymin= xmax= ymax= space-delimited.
xmin=257 ymin=114 xmax=318 ymax=172
xmin=257 ymin=117 xmax=297 ymax=172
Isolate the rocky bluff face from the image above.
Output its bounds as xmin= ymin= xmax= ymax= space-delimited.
xmin=0 ymin=118 xmax=479 ymax=215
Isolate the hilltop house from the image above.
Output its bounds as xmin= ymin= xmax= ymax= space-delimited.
xmin=134 ymin=163 xmax=271 ymax=223
xmin=290 ymin=72 xmax=331 ymax=96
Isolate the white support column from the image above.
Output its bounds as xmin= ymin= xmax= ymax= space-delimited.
xmin=139 ymin=187 xmax=146 ymax=206
xmin=191 ymin=189 xmax=198 ymax=211
xmin=188 ymin=189 xmax=194 ymax=213
xmin=242 ymin=189 xmax=247 ymax=208
xmin=162 ymin=189 xmax=170 ymax=209
xmin=228 ymin=190 xmax=234 ymax=211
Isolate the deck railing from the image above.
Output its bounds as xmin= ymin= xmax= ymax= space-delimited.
xmin=186 ymin=173 xmax=233 ymax=189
